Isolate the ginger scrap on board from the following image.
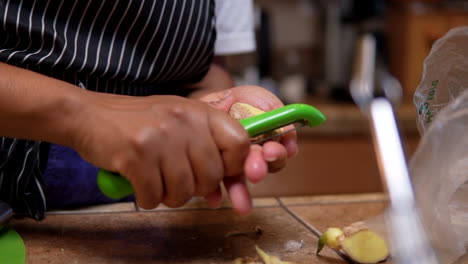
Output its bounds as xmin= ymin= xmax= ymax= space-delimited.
xmin=233 ymin=245 xmax=295 ymax=264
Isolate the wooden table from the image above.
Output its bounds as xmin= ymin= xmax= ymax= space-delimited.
xmin=11 ymin=193 xmax=464 ymax=263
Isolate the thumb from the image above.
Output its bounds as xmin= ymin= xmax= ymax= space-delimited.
xmin=199 ymin=89 xmax=236 ymax=112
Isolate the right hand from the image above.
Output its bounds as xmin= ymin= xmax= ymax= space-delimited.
xmin=71 ymin=92 xmax=250 ymax=210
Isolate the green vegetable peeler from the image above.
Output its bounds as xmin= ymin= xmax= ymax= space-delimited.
xmin=97 ymin=103 xmax=326 ymax=199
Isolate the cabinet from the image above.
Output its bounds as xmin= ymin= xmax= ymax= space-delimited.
xmin=387 ymin=1 xmax=468 ymax=101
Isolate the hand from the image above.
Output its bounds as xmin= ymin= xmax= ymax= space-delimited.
xmin=198 ymin=86 xmax=298 ymax=214
xmin=71 ymin=92 xmax=251 ymax=210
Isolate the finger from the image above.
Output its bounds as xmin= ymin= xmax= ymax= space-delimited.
xmin=161 ymin=151 xmax=195 ymax=208
xmin=244 ymin=144 xmax=268 ymax=183
xmin=262 ymin=141 xmax=288 ymax=173
xmin=189 ymin=131 xmax=224 ymax=197
xmin=209 ymin=110 xmax=250 ymax=177
xmin=224 ymin=175 xmax=252 ymax=216
xmin=130 ymin=166 xmax=163 ymax=210
xmin=280 ymin=125 xmax=298 ymax=158
xmin=204 ymin=185 xmax=223 ymax=209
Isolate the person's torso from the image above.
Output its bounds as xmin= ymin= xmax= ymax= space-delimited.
xmin=0 ymin=0 xmax=216 ymax=95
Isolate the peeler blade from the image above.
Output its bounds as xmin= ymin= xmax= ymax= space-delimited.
xmin=251 ymin=122 xmax=305 ymax=145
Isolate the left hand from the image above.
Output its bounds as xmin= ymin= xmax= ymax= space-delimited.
xmin=197 ymin=85 xmax=298 ymax=215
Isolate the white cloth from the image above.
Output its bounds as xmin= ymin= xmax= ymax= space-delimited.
xmin=214 ymin=0 xmax=256 ymax=55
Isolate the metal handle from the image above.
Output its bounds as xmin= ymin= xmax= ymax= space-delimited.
xmin=350 ymin=34 xmax=376 ymax=110
xmin=97 ymin=103 xmax=326 ymax=199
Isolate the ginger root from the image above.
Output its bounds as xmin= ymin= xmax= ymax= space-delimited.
xmin=229 ymin=102 xmax=283 ymax=143
xmin=317 ymin=227 xmax=389 ymax=264
xmin=341 ymin=230 xmax=389 ymax=264
xmin=317 ymin=227 xmax=344 ymax=252
xmin=229 ymin=102 xmax=266 ymax=120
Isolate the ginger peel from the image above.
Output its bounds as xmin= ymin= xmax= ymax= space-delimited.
xmin=233 ymin=246 xmax=295 ymax=264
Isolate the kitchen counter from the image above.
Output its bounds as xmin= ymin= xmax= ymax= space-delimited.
xmin=10 ymin=193 xmax=466 ymax=264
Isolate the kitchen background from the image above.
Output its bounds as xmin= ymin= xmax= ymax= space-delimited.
xmin=224 ymin=0 xmax=468 ymax=197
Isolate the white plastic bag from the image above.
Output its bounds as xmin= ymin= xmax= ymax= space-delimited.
xmin=362 ymin=27 xmax=468 ymax=264
xmin=411 ymin=27 xmax=468 ymax=264
xmin=414 ymin=27 xmax=468 ymax=133
xmin=408 ymin=26 xmax=468 ymax=264
xmin=411 ymin=90 xmax=468 ymax=264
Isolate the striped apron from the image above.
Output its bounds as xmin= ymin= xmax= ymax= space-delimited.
xmin=0 ymin=0 xmax=216 ymax=220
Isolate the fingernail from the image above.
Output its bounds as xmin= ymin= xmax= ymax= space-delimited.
xmin=287 ymin=140 xmax=298 ymax=157
xmin=265 ymin=155 xmax=277 ymax=162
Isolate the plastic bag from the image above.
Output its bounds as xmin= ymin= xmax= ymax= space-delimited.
xmin=414 ymin=27 xmax=468 ymax=134
xmin=410 ymin=89 xmax=468 ymax=263
xmin=411 ymin=27 xmax=468 ymax=263
xmin=361 ymin=27 xmax=468 ymax=264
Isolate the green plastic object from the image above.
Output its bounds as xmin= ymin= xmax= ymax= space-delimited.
xmin=97 ymin=169 xmax=134 ymax=200
xmin=0 ymin=226 xmax=26 ymax=264
xmin=239 ymin=103 xmax=326 ymax=137
xmin=97 ymin=103 xmax=326 ymax=199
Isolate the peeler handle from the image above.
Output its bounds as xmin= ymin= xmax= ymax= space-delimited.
xmin=240 ymin=104 xmax=326 ymax=137
xmin=97 ymin=103 xmax=325 ymax=199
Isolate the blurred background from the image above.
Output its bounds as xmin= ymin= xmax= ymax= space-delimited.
xmin=227 ymin=0 xmax=468 ymax=197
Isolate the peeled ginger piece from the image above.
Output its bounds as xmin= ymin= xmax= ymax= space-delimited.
xmin=341 ymin=230 xmax=389 ymax=264
xmin=317 ymin=227 xmax=389 ymax=264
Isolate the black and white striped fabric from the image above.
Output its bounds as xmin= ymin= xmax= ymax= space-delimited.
xmin=0 ymin=0 xmax=216 ymax=220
